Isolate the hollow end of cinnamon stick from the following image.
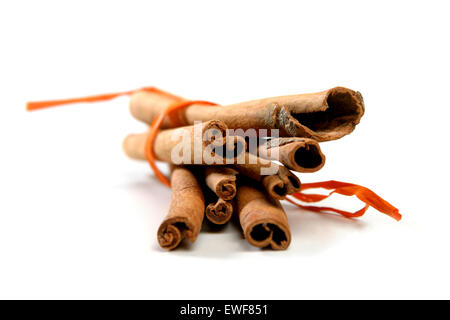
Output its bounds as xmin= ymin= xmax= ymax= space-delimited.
xmin=215 ymin=179 xmax=237 ymax=200
xmin=157 ymin=217 xmax=196 ymax=250
xmin=237 ymin=184 xmax=291 ymax=250
xmin=259 ymin=138 xmax=325 ymax=173
xmin=262 ymin=175 xmax=287 ymax=200
xmin=285 ymin=170 xmax=301 ymax=194
xmin=261 ymin=167 xmax=301 ymax=200
xmin=279 ymin=87 xmax=365 ymax=141
xmin=245 ymin=220 xmax=291 ymax=250
xmin=204 ymin=167 xmax=238 ymax=200
xmin=205 ymin=199 xmax=233 ymax=225
xmin=287 ymin=140 xmax=325 ymax=172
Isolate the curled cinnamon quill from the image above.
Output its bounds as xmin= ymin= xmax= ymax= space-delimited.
xmin=204 ymin=167 xmax=238 ymax=200
xmin=256 ymin=137 xmax=325 ymax=173
xmin=236 ymin=183 xmax=291 ymax=250
xmin=123 ymin=126 xmax=246 ymax=164
xmin=232 ymin=153 xmax=301 ymax=200
xmin=129 ymin=87 xmax=364 ymax=141
xmin=157 ymin=166 xmax=205 ymax=250
xmin=205 ymin=198 xmax=234 ymax=225
xmin=122 ymin=120 xmax=227 ymax=164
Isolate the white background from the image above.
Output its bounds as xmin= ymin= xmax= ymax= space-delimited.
xmin=0 ymin=0 xmax=449 ymax=299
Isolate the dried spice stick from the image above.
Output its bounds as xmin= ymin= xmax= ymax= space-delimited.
xmin=205 ymin=198 xmax=234 ymax=225
xmin=129 ymin=87 xmax=364 ymax=141
xmin=204 ymin=167 xmax=238 ymax=200
xmin=123 ymin=127 xmax=246 ymax=164
xmin=255 ymin=137 xmax=325 ymax=173
xmin=236 ymin=183 xmax=291 ymax=250
xmin=232 ymin=152 xmax=301 ymax=200
xmin=122 ymin=132 xmax=147 ymax=161
xmin=157 ymin=166 xmax=205 ymax=250
xmin=122 ymin=120 xmax=227 ymax=164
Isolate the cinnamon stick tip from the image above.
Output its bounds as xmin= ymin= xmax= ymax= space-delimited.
xmin=245 ymin=219 xmax=291 ymax=250
xmin=288 ymin=141 xmax=326 ymax=173
xmin=326 ymin=86 xmax=365 ymax=118
xmin=215 ymin=180 xmax=237 ymax=200
xmin=157 ymin=218 xmax=195 ymax=250
xmin=261 ymin=168 xmax=301 ymax=200
xmin=205 ymin=201 xmax=233 ymax=225
xmin=122 ymin=133 xmax=142 ymax=160
xmin=262 ymin=176 xmax=287 ymax=200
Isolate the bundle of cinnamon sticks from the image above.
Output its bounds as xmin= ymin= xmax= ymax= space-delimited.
xmin=122 ymin=87 xmax=365 ymax=250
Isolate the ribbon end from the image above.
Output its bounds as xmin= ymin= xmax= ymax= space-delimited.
xmin=392 ymin=211 xmax=402 ymax=221
xmin=26 ymin=102 xmax=38 ymax=112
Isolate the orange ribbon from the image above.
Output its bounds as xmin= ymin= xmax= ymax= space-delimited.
xmin=26 ymin=86 xmax=181 ymax=111
xmin=145 ymin=99 xmax=218 ymax=187
xmin=27 ymin=87 xmax=217 ymax=186
xmin=26 ymin=87 xmax=401 ymax=221
xmin=287 ymin=181 xmax=401 ymax=221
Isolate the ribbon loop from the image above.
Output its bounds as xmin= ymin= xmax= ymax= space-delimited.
xmin=144 ymin=99 xmax=218 ymax=187
xmin=287 ymin=180 xmax=401 ymax=221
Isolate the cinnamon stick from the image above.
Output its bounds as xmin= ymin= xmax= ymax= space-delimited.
xmin=123 ymin=129 xmax=246 ymax=164
xmin=204 ymin=167 xmax=238 ymax=200
xmin=157 ymin=166 xmax=205 ymax=250
xmin=129 ymin=87 xmax=364 ymax=141
xmin=256 ymin=137 xmax=325 ymax=173
xmin=122 ymin=120 xmax=228 ymax=164
xmin=236 ymin=183 xmax=291 ymax=250
xmin=232 ymin=152 xmax=301 ymax=200
xmin=205 ymin=197 xmax=234 ymax=225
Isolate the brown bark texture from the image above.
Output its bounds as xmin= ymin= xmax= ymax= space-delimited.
xmin=204 ymin=167 xmax=238 ymax=200
xmin=157 ymin=166 xmax=205 ymax=250
xmin=129 ymin=87 xmax=364 ymax=141
xmin=255 ymin=137 xmax=325 ymax=173
xmin=236 ymin=183 xmax=291 ymax=250
xmin=231 ymin=153 xmax=301 ymax=200
xmin=123 ymin=126 xmax=246 ymax=165
xmin=205 ymin=197 xmax=234 ymax=225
